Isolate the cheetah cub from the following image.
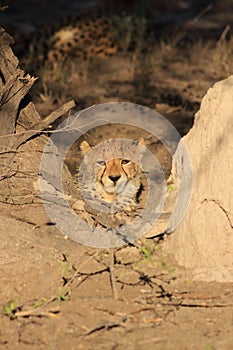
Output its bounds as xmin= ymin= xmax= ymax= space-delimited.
xmin=79 ymin=138 xmax=145 ymax=212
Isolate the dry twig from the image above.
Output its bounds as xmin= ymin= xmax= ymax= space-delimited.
xmin=109 ymin=248 xmax=119 ymax=300
xmin=81 ymin=316 xmax=127 ymax=338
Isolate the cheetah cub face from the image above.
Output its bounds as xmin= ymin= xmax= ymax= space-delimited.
xmin=79 ymin=139 xmax=144 ymax=207
xmin=95 ymin=157 xmax=141 ymax=202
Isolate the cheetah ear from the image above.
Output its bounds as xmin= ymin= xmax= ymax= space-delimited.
xmin=137 ymin=137 xmax=144 ymax=146
xmin=134 ymin=137 xmax=145 ymax=162
xmin=80 ymin=141 xmax=92 ymax=156
xmin=133 ymin=137 xmax=144 ymax=147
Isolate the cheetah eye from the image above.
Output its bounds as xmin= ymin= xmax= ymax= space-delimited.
xmin=97 ymin=160 xmax=106 ymax=166
xmin=121 ymin=159 xmax=130 ymax=165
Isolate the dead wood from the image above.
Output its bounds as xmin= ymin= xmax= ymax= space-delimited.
xmin=0 ymin=28 xmax=37 ymax=136
xmin=0 ymin=28 xmax=76 ymax=212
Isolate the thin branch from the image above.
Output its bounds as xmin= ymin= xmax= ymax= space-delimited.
xmin=109 ymin=249 xmax=119 ymax=300
xmin=81 ymin=316 xmax=127 ymax=338
xmin=15 ymin=99 xmax=76 ymax=149
xmin=31 ymin=100 xmax=76 ymax=131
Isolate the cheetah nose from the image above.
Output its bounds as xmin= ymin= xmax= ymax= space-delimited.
xmin=109 ymin=175 xmax=121 ymax=183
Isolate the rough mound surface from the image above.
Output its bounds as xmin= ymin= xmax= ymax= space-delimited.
xmin=164 ymin=75 xmax=233 ymax=282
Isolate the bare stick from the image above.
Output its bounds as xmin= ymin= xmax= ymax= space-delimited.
xmin=192 ymin=4 xmax=213 ymax=23
xmin=109 ymin=248 xmax=118 ymax=300
xmin=217 ymin=25 xmax=231 ymax=46
xmin=31 ymin=100 xmax=75 ymax=131
xmin=15 ymin=99 xmax=76 ymax=148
